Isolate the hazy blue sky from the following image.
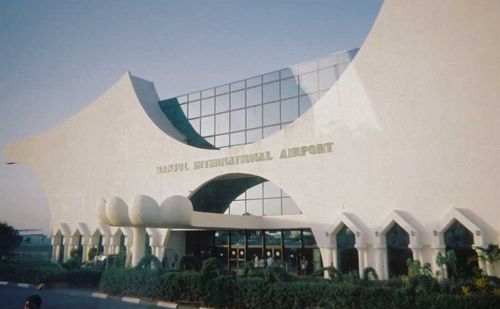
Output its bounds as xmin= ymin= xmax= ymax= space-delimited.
xmin=0 ymin=0 xmax=383 ymax=234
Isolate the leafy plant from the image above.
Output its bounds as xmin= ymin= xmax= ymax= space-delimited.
xmin=88 ymin=247 xmax=98 ymax=261
xmin=362 ymin=266 xmax=379 ymax=280
xmin=436 ymin=250 xmax=458 ymax=279
xmin=135 ymin=254 xmax=162 ymax=270
xmin=474 ymin=244 xmax=500 ymax=275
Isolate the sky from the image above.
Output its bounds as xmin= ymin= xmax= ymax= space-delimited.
xmin=0 ymin=0 xmax=383 ymax=234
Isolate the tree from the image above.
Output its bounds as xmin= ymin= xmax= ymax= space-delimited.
xmin=0 ymin=222 xmax=22 ymax=259
xmin=474 ymin=244 xmax=500 ymax=275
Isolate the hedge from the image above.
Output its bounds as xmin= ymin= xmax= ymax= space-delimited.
xmin=99 ymin=268 xmax=500 ymax=309
xmin=0 ymin=263 xmax=103 ymax=286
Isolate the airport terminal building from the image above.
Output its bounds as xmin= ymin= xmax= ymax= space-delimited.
xmin=4 ymin=1 xmax=500 ymax=279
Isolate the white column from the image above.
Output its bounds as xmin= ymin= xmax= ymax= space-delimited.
xmin=52 ymin=244 xmax=60 ymax=263
xmin=411 ymin=247 xmax=423 ymax=263
xmin=357 ymin=247 xmax=366 ymax=272
xmin=319 ymin=247 xmax=333 ymax=278
xmin=374 ymin=246 xmax=386 ymax=280
xmin=132 ymin=227 xmax=146 ymax=266
xmin=63 ymin=237 xmax=71 ymax=261
xmin=155 ymin=245 xmax=165 ymax=261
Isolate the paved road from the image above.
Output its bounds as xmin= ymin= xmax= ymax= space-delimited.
xmin=0 ymin=286 xmax=158 ymax=309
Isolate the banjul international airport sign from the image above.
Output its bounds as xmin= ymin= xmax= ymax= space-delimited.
xmin=156 ymin=142 xmax=333 ymax=175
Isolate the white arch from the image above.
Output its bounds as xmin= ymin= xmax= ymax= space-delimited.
xmin=328 ymin=212 xmax=366 ymax=248
xmin=376 ymin=210 xmax=421 ymax=249
xmin=433 ymin=208 xmax=485 ymax=248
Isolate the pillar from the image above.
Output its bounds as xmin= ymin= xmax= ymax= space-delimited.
xmin=374 ymin=246 xmax=386 ymax=280
xmin=62 ymin=237 xmax=71 ymax=261
xmin=357 ymin=247 xmax=367 ymax=272
xmin=319 ymin=247 xmax=333 ymax=278
xmin=411 ymin=247 xmax=423 ymax=263
xmin=132 ymin=227 xmax=146 ymax=266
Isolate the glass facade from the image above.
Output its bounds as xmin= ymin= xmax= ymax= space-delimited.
xmin=160 ymin=49 xmax=357 ymax=150
xmin=159 ymin=49 xmax=357 ymax=217
xmin=186 ymin=229 xmax=321 ymax=274
xmin=161 ymin=49 xmax=358 ymax=272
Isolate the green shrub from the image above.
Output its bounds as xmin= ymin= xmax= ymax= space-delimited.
xmin=62 ymin=257 xmax=80 ymax=270
xmin=179 ymin=255 xmax=201 ymax=271
xmin=362 ymin=266 xmax=379 ymax=280
xmin=96 ymin=268 xmax=500 ymax=309
xmin=161 ymin=271 xmax=202 ymax=302
xmin=201 ymin=257 xmax=223 ymax=280
xmin=135 ymin=254 xmax=162 ymax=270
xmin=100 ymin=268 xmax=162 ymax=298
xmin=67 ymin=269 xmax=103 ymax=286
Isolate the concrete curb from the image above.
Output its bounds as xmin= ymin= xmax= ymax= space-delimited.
xmin=91 ymin=292 xmax=214 ymax=308
xmin=0 ymin=281 xmax=36 ymax=289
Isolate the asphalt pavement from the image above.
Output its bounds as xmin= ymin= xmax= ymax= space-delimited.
xmin=0 ymin=286 xmax=158 ymax=309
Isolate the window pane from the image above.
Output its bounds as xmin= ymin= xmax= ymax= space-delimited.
xmin=231 ymin=230 xmax=245 ymax=246
xmin=282 ymin=197 xmax=301 ymax=215
xmin=215 ymin=112 xmax=229 ymax=134
xmin=216 ymin=84 xmax=230 ymax=95
xmin=204 ymin=136 xmax=214 ymax=146
xmin=281 ymin=78 xmax=298 ymax=99
xmin=246 ymin=183 xmax=262 ymax=199
xmin=201 ymin=116 xmax=214 ymax=136
xmin=247 ymin=230 xmax=262 ymax=246
xmin=180 ymin=104 xmax=188 ymax=117
xmin=263 ymin=82 xmax=279 ymax=103
xmin=231 ymin=90 xmax=245 ymax=110
xmin=246 ymin=105 xmax=262 ymax=129
xmin=246 ymin=200 xmax=262 ymax=216
xmin=319 ymin=67 xmax=337 ymax=91
xmin=283 ymin=230 xmax=302 ymax=247
xmin=299 ymin=60 xmax=318 ymax=74
xmin=299 ymin=72 xmax=318 ymax=95
xmin=263 ymin=71 xmax=279 ymax=83
xmin=178 ymin=95 xmax=188 ymax=104
xmin=189 ymin=118 xmax=200 ymax=132
xmin=299 ymin=95 xmax=313 ymax=115
xmin=230 ymin=109 xmax=245 ymax=131
xmin=264 ymin=198 xmax=281 ymax=216
xmin=265 ymin=230 xmax=281 ymax=246
xmin=202 ymin=88 xmax=215 ymax=98
xmin=246 ymin=128 xmax=262 ymax=143
xmin=281 ymin=97 xmax=299 ymax=123
xmin=188 ymin=101 xmax=200 ymax=118
xmin=216 ymin=94 xmax=230 ymax=113
xmin=188 ymin=92 xmax=200 ymax=101
xmin=215 ymin=134 xmax=229 ymax=148
xmin=319 ymin=55 xmax=338 ymax=69
xmin=338 ymin=63 xmax=349 ymax=76
xmin=281 ymin=68 xmax=294 ymax=79
xmin=263 ymin=125 xmax=280 ymax=138
xmin=302 ymin=230 xmax=316 ymax=247
xmin=231 ymin=80 xmax=245 ymax=91
xmin=263 ymin=102 xmax=280 ymax=126
xmin=229 ymin=200 xmax=245 ymax=215
xmin=201 ymin=97 xmax=215 ymax=116
xmin=230 ymin=131 xmax=245 ymax=145
xmin=263 ymin=181 xmax=281 ymax=198
xmin=246 ymin=76 xmax=262 ymax=87
xmin=215 ymin=231 xmax=229 ymax=246
xmin=246 ymin=86 xmax=262 ymax=107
